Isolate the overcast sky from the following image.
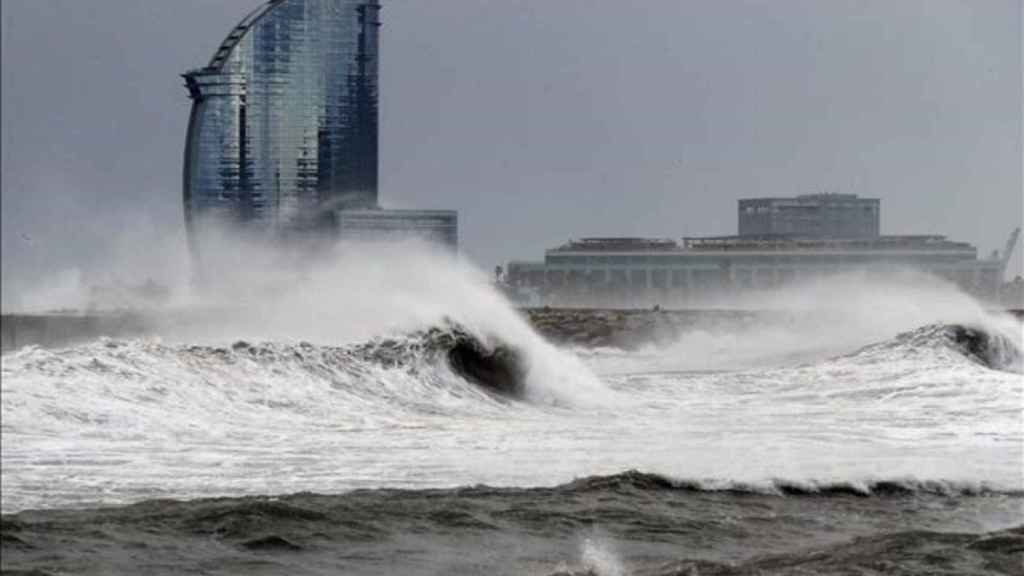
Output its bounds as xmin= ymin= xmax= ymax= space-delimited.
xmin=2 ymin=0 xmax=1021 ymax=304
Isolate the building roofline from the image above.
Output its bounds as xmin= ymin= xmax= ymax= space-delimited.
xmin=738 ymin=195 xmax=879 ymax=203
xmin=179 ymin=0 xmax=288 ymax=79
xmin=336 ymin=208 xmax=457 ymax=215
xmin=545 ymin=234 xmax=978 ymax=254
xmin=191 ymin=0 xmax=382 ymax=75
xmin=209 ymin=0 xmax=287 ymax=71
xmin=683 ymin=234 xmax=949 ymax=242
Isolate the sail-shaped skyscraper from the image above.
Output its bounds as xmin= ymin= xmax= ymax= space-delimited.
xmin=183 ymin=0 xmax=456 ymax=253
xmin=183 ymin=0 xmax=381 ymax=234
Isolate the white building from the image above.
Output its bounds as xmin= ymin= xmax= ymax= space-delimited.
xmin=508 ymin=233 xmax=1018 ymax=307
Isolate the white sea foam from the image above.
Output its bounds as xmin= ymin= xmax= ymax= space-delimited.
xmin=579 ymin=536 xmax=626 ymax=576
xmin=3 ymin=314 xmax=1021 ymax=513
xmin=2 ymin=237 xmax=1022 ymax=513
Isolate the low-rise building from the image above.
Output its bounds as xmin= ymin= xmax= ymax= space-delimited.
xmin=508 ymin=234 xmax=1009 ymax=306
xmin=336 ymin=209 xmax=458 ymax=250
xmin=506 ymin=194 xmax=1017 ymax=306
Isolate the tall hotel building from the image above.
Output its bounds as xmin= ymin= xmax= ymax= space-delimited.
xmin=182 ymin=0 xmax=456 ymax=248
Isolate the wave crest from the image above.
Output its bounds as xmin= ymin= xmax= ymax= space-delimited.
xmin=560 ymin=470 xmax=1022 ymax=498
xmin=4 ymin=321 xmax=531 ymax=418
xmin=845 ymin=322 xmax=1022 ymax=373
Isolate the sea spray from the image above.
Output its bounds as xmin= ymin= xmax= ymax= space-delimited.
xmin=579 ymin=536 xmax=626 ymax=576
xmin=579 ymin=270 xmax=1022 ymax=373
xmin=3 ymin=236 xmax=1021 ymax=515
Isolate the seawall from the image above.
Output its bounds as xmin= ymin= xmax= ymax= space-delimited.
xmin=525 ymin=307 xmax=1024 ymax=348
xmin=3 ymin=308 xmax=1022 ymax=353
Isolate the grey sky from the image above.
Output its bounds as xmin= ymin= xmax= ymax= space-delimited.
xmin=2 ymin=0 xmax=1021 ymax=305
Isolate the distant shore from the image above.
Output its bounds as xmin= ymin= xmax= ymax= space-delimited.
xmin=2 ymin=308 xmax=1022 ymax=352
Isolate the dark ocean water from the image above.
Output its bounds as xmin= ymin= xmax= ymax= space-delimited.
xmin=2 ymin=471 xmax=1022 ymax=575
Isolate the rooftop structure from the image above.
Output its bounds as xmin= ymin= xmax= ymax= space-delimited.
xmin=551 ymin=238 xmax=679 ymax=252
xmin=679 ymin=235 xmax=975 ymax=253
xmin=738 ymin=193 xmax=880 ymax=238
xmin=549 ymin=235 xmax=979 ymax=254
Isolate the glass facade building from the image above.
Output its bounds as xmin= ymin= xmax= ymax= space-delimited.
xmin=183 ymin=0 xmax=381 ymax=235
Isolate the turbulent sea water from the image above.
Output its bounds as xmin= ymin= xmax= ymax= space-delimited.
xmin=2 ymin=279 xmax=1023 ymax=574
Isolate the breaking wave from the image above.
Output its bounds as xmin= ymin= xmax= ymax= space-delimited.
xmin=560 ymin=470 xmax=1023 ymax=498
xmin=3 ymin=309 xmax=1022 ymax=513
xmin=1 ymin=320 xmax=587 ymax=429
xmin=844 ymin=322 xmax=1023 ymax=373
xmin=6 ymin=241 xmax=1023 ymax=574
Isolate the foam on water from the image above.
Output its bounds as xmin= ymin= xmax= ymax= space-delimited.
xmin=579 ymin=537 xmax=625 ymax=576
xmin=577 ymin=270 xmax=1022 ymax=373
xmin=3 ymin=313 xmax=1021 ymax=513
xmin=2 ymin=242 xmax=1022 ymax=513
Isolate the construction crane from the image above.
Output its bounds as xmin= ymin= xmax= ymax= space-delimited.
xmin=1000 ymin=227 xmax=1021 ymax=276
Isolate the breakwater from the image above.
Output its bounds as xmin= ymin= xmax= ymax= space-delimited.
xmin=524 ymin=308 xmax=781 ymax=348
xmin=3 ymin=308 xmax=1022 ymax=352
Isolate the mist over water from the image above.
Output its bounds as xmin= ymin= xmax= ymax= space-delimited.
xmin=582 ymin=271 xmax=1021 ymax=373
xmin=1 ymin=233 xmax=1022 ymax=518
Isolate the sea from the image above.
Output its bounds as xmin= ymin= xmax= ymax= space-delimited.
xmin=2 ymin=251 xmax=1022 ymax=575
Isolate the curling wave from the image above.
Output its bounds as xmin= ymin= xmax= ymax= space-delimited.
xmin=844 ymin=322 xmax=1023 ymax=373
xmin=2 ymin=321 xmax=534 ymax=426
xmin=559 ymin=470 xmax=1024 ymax=498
